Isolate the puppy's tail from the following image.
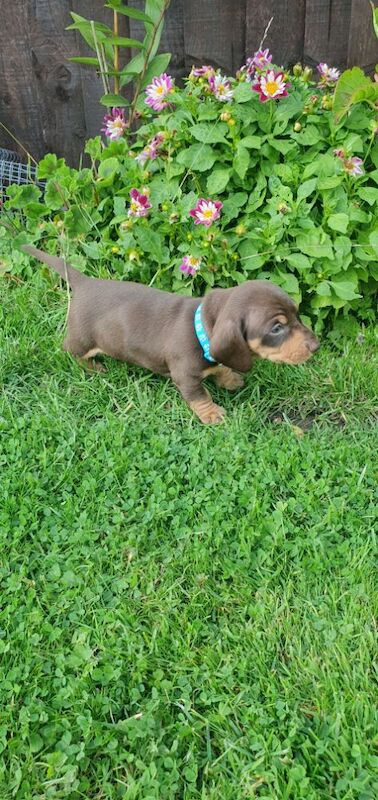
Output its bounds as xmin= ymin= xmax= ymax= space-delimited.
xmin=21 ymin=244 xmax=86 ymax=289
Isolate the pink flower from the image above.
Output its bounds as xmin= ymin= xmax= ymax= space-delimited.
xmin=240 ymin=49 xmax=273 ymax=81
xmin=101 ymin=108 xmax=127 ymax=140
xmin=135 ymin=132 xmax=166 ymax=165
xmin=252 ymin=70 xmax=289 ymax=101
xmin=317 ymin=63 xmax=340 ymax=86
xmin=208 ymin=73 xmax=234 ymax=102
xmin=343 ymin=156 xmax=364 ymax=177
xmin=189 ymin=198 xmax=223 ymax=227
xmin=190 ymin=65 xmax=215 ymax=79
xmin=180 ymin=255 xmax=202 ymax=276
xmin=145 ymin=73 xmax=174 ymax=111
xmin=334 ymin=150 xmax=365 ymax=177
xmin=128 ymin=188 xmax=152 ymax=218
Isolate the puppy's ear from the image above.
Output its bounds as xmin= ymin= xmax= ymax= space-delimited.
xmin=210 ymin=316 xmax=252 ymax=372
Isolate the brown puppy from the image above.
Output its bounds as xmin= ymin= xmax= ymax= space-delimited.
xmin=22 ymin=245 xmax=320 ymax=423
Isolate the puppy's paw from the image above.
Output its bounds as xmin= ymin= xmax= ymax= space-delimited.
xmin=191 ymin=398 xmax=226 ymax=424
xmin=216 ymin=369 xmax=245 ymax=391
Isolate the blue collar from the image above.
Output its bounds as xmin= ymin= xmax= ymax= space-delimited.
xmin=194 ymin=304 xmax=217 ymax=363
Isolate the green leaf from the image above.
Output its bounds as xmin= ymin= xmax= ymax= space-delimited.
xmin=333 ymin=67 xmax=378 ymax=124
xmin=285 ymin=253 xmax=312 ymax=272
xmin=221 ymin=192 xmax=248 ymax=223
xmin=317 ymin=175 xmax=343 ymax=190
xmin=104 ymin=3 xmax=154 ymax=24
xmin=69 ymin=57 xmax=100 ymax=66
xmin=233 ymin=144 xmax=250 ymax=180
xmin=331 ymin=279 xmax=361 ymax=300
xmin=297 ymin=178 xmax=317 ymax=202
xmin=369 ymin=229 xmax=378 ymax=256
xmin=296 ymin=229 xmax=333 ymax=259
xmin=177 ymin=144 xmax=217 ymax=172
xmin=247 ymin=175 xmax=267 ymax=211
xmin=5 ymin=184 xmax=41 ymax=209
xmin=292 ymin=124 xmax=322 ymax=146
xmin=233 ymin=83 xmax=254 ymax=103
xmin=140 ymin=53 xmax=172 ymax=90
xmin=238 ymin=238 xmax=266 ymax=269
xmin=268 ymin=137 xmax=297 ymax=155
xmin=104 ymin=36 xmax=145 ymax=48
xmin=371 ymin=1 xmax=378 ymax=38
xmin=240 ymin=135 xmax=262 ymax=149
xmin=37 ymin=153 xmax=68 ymax=179
xmin=207 ymin=168 xmax=232 ymax=195
xmin=327 ymin=213 xmax=349 ymax=233
xmin=100 ymin=93 xmax=129 ymax=107
xmin=135 ymin=228 xmax=163 ymax=263
xmin=189 ymin=123 xmax=228 ymax=144
xmin=357 ymin=187 xmax=378 ymax=206
xmin=98 ymin=157 xmax=121 ymax=181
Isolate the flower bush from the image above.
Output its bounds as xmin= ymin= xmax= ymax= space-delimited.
xmin=2 ymin=49 xmax=378 ymax=330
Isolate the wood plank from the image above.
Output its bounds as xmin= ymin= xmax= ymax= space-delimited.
xmin=304 ymin=0 xmax=352 ymax=71
xmin=348 ymin=0 xmax=378 ymax=73
xmin=0 ymin=0 xmax=89 ymax=165
xmin=246 ymin=0 xmax=306 ymax=69
xmin=183 ymin=0 xmax=246 ymax=76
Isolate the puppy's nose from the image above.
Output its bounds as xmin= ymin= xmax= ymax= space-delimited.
xmin=307 ymin=337 xmax=320 ymax=353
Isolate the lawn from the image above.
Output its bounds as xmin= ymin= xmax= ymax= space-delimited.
xmin=0 ymin=274 xmax=377 ymax=800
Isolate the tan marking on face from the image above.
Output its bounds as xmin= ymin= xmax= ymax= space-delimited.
xmin=248 ymin=329 xmax=313 ymax=365
xmin=276 ymin=314 xmax=288 ymax=325
xmin=202 ymin=365 xmax=245 ymax=390
xmin=189 ymin=395 xmax=226 ymax=424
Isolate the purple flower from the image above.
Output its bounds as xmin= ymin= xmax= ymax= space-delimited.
xmin=317 ymin=63 xmax=340 ymax=86
xmin=240 ymin=48 xmax=273 ymax=80
xmin=135 ymin=131 xmax=166 ymax=165
xmin=128 ymin=188 xmax=152 ymax=218
xmin=252 ymin=70 xmax=290 ymax=102
xmin=189 ymin=198 xmax=223 ymax=227
xmin=180 ymin=255 xmax=202 ymax=276
xmin=334 ymin=150 xmax=365 ymax=177
xmin=101 ymin=108 xmax=127 ymax=140
xmin=190 ymin=65 xmax=215 ymax=79
xmin=208 ymin=73 xmax=234 ymax=102
xmin=145 ymin=73 xmax=174 ymax=111
xmin=343 ymin=156 xmax=364 ymax=177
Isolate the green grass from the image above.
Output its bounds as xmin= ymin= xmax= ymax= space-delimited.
xmin=0 ymin=274 xmax=377 ymax=800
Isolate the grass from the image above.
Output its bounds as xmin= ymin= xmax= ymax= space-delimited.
xmin=0 ymin=273 xmax=377 ymax=800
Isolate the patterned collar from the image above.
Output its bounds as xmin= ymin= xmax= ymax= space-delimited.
xmin=194 ymin=304 xmax=217 ymax=363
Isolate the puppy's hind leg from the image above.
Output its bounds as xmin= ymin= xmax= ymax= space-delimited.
xmin=63 ymin=335 xmax=107 ymax=373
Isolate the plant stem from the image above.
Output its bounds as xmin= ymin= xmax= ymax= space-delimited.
xmin=128 ymin=0 xmax=171 ymax=130
xmin=113 ymin=10 xmax=119 ymax=95
xmin=90 ymin=20 xmax=110 ymax=96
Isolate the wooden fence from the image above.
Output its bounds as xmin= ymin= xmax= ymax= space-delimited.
xmin=1 ymin=0 xmax=377 ymax=166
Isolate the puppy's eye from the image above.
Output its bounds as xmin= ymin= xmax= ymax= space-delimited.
xmin=271 ymin=322 xmax=285 ymax=334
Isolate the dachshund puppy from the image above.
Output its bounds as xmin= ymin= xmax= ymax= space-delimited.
xmin=22 ymin=245 xmax=320 ymax=423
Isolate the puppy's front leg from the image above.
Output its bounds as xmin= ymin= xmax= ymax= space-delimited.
xmin=171 ymin=370 xmax=226 ymax=424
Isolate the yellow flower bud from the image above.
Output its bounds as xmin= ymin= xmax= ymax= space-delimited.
xmin=293 ymin=122 xmax=302 ymax=132
xmin=111 ymin=246 xmax=120 ymax=254
xmin=235 ymin=224 xmax=246 ymax=235
xmin=220 ymin=111 xmax=231 ymax=122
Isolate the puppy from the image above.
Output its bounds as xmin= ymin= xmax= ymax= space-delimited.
xmin=22 ymin=245 xmax=320 ymax=423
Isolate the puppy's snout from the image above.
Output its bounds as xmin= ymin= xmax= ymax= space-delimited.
xmin=306 ymin=336 xmax=320 ymax=354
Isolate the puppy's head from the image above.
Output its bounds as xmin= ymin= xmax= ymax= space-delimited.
xmin=202 ymin=281 xmax=320 ymax=372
